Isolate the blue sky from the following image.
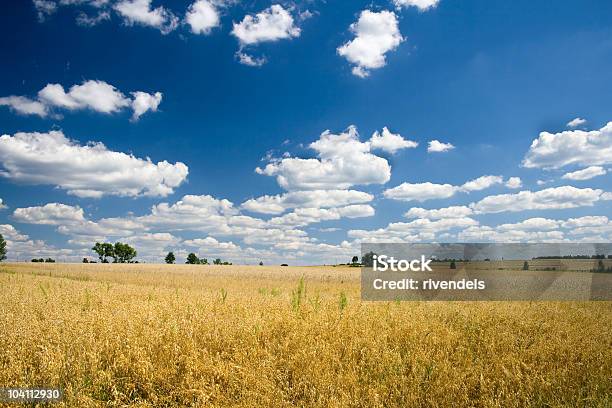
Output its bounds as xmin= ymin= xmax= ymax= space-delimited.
xmin=0 ymin=0 xmax=611 ymax=264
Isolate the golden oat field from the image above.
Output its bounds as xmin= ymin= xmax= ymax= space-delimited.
xmin=0 ymin=263 xmax=611 ymax=407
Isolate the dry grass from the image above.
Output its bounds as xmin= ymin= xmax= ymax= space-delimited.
xmin=0 ymin=263 xmax=611 ymax=407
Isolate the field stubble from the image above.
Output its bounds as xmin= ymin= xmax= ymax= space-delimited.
xmin=0 ymin=263 xmax=610 ymax=407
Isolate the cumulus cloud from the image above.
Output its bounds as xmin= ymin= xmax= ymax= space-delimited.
xmin=0 ymin=199 xmax=6 ymax=210
xmin=337 ymin=10 xmax=403 ymax=77
xmin=369 ymin=127 xmax=418 ymax=154
xmin=242 ymin=189 xmax=373 ymax=215
xmin=384 ymin=182 xmax=457 ymax=202
xmin=0 ymin=96 xmax=48 ymax=117
xmin=114 ymin=0 xmax=178 ymax=34
xmin=561 ymin=166 xmax=607 ymax=181
xmin=13 ymin=203 xmax=86 ymax=225
xmin=131 ymin=91 xmax=162 ymax=120
xmin=1 ymin=80 xmax=162 ymax=120
xmin=0 ymin=130 xmax=188 ymax=198
xmin=460 ymin=175 xmax=503 ymax=192
xmin=522 ymin=122 xmax=612 ymax=169
xmin=404 ymin=205 xmax=473 ymax=220
xmin=384 ymin=175 xmax=511 ymax=202
xmin=505 ymin=176 xmax=523 ymax=189
xmin=427 ymin=139 xmax=454 ymax=153
xmin=566 ymin=117 xmax=586 ymax=128
xmin=470 ymin=186 xmax=607 ymax=214
xmin=393 ymin=0 xmax=440 ymax=11
xmin=267 ymin=204 xmax=375 ymax=227
xmin=38 ymin=80 xmax=130 ymax=113
xmin=231 ymin=4 xmax=300 ymax=45
xmin=349 ymin=217 xmax=478 ymax=243
xmin=185 ymin=0 xmax=220 ymax=34
xmin=256 ymin=126 xmax=392 ymax=190
xmin=230 ymin=4 xmax=299 ymax=65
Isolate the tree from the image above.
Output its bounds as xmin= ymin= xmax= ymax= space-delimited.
xmin=200 ymin=258 xmax=208 ymax=265
xmin=0 ymin=233 xmax=6 ymax=262
xmin=92 ymin=242 xmax=114 ymax=263
xmin=82 ymin=258 xmax=89 ymax=263
xmin=113 ymin=242 xmax=137 ymax=263
xmin=45 ymin=258 xmax=55 ymax=263
xmin=186 ymin=253 xmax=200 ymax=264
xmin=523 ymin=261 xmax=529 ymax=271
xmin=213 ymin=258 xmax=222 ymax=265
xmin=351 ymin=255 xmax=359 ymax=265
xmin=259 ymin=261 xmax=264 ymax=266
xmin=165 ymin=251 xmax=176 ymax=264
xmin=450 ymin=260 xmax=457 ymax=269
xmin=361 ymin=252 xmax=377 ymax=267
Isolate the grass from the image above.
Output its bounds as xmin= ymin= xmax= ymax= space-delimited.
xmin=0 ymin=263 xmax=610 ymax=407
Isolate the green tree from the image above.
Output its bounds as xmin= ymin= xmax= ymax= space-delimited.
xmin=450 ymin=260 xmax=457 ymax=269
xmin=361 ymin=252 xmax=377 ymax=267
xmin=186 ymin=253 xmax=200 ymax=264
xmin=92 ymin=242 xmax=114 ymax=263
xmin=200 ymin=258 xmax=208 ymax=265
xmin=113 ymin=242 xmax=137 ymax=263
xmin=213 ymin=258 xmax=222 ymax=265
xmin=0 ymin=233 xmax=6 ymax=262
xmin=351 ymin=255 xmax=359 ymax=265
xmin=523 ymin=261 xmax=529 ymax=271
xmin=259 ymin=261 xmax=264 ymax=266
xmin=165 ymin=251 xmax=176 ymax=264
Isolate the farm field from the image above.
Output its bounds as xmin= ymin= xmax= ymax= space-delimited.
xmin=0 ymin=263 xmax=611 ymax=407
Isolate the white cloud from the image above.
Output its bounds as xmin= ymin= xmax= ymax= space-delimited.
xmin=337 ymin=10 xmax=403 ymax=77
xmin=566 ymin=117 xmax=586 ymax=128
xmin=384 ymin=182 xmax=457 ymax=202
xmin=1 ymin=80 xmax=162 ymax=120
xmin=427 ymin=139 xmax=454 ymax=153
xmin=384 ymin=174 xmax=508 ymax=202
xmin=562 ymin=215 xmax=609 ymax=229
xmin=505 ymin=176 xmax=523 ymax=189
xmin=496 ymin=217 xmax=560 ymax=232
xmin=242 ymin=189 xmax=373 ymax=215
xmin=349 ymin=217 xmax=478 ymax=243
xmin=39 ymin=80 xmax=130 ymax=113
xmin=561 ymin=166 xmax=607 ymax=181
xmin=369 ymin=127 xmax=418 ymax=154
xmin=456 ymin=225 xmax=565 ymax=243
xmin=470 ymin=186 xmax=607 ymax=214
xmin=33 ymin=0 xmax=58 ymax=21
xmin=231 ymin=4 xmax=300 ymax=46
xmin=0 ymin=96 xmax=48 ymax=117
xmin=256 ymin=126 xmax=391 ymax=190
xmin=235 ymin=51 xmax=266 ymax=67
xmin=76 ymin=10 xmax=111 ymax=26
xmin=114 ymin=0 xmax=178 ymax=34
xmin=267 ymin=205 xmax=375 ymax=227
xmin=522 ymin=122 xmax=612 ymax=169
xmin=404 ymin=205 xmax=473 ymax=220
xmin=0 ymin=199 xmax=6 ymax=210
xmin=131 ymin=91 xmax=162 ymax=121
xmin=393 ymin=0 xmax=440 ymax=11
xmin=460 ymin=175 xmax=503 ymax=192
xmin=185 ymin=0 xmax=220 ymax=35
xmin=0 ymin=130 xmax=188 ymax=198
xmin=13 ymin=203 xmax=86 ymax=225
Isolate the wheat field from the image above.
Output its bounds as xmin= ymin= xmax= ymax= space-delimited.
xmin=0 ymin=263 xmax=610 ymax=407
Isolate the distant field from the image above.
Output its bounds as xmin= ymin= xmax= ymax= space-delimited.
xmin=0 ymin=263 xmax=611 ymax=407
